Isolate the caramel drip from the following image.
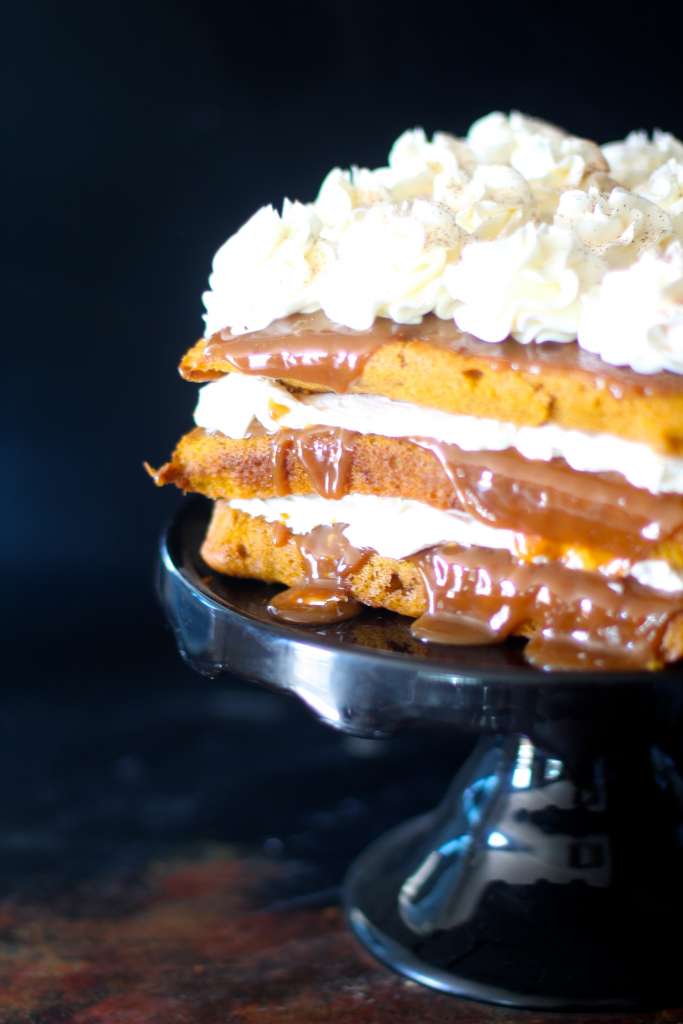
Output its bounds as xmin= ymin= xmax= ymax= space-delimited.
xmin=270 ymin=521 xmax=291 ymax=547
xmin=411 ymin=546 xmax=683 ymax=670
xmin=267 ymin=524 xmax=368 ymax=626
xmin=205 ymin=312 xmax=683 ymax=396
xmin=294 ymin=523 xmax=369 ymax=580
xmin=207 ymin=313 xmax=390 ymax=392
xmin=411 ymin=438 xmax=683 ymax=557
xmin=268 ymin=580 xmax=362 ymax=624
xmin=253 ymin=427 xmax=683 ymax=558
xmin=271 ymin=427 xmax=356 ymax=499
xmin=266 ymin=516 xmax=683 ymax=668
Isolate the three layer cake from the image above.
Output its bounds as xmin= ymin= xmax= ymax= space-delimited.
xmin=150 ymin=112 xmax=683 ymax=671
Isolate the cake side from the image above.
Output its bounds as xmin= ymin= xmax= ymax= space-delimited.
xmin=179 ymin=327 xmax=683 ymax=453
xmin=202 ymin=503 xmax=683 ymax=670
xmin=149 ymin=426 xmax=683 ymax=571
xmin=151 ymin=111 xmax=683 ymax=670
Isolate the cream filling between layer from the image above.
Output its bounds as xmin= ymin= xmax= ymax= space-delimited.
xmin=194 ymin=373 xmax=683 ymax=496
xmin=227 ymin=494 xmax=683 ymax=594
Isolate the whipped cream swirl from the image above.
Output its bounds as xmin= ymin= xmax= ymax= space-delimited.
xmin=601 ymin=130 xmax=683 ymax=190
xmin=445 ymin=222 xmax=602 ymax=343
xmin=203 ymin=201 xmax=327 ymax=337
xmin=202 ymin=112 xmax=683 ymax=375
xmin=579 ymin=242 xmax=683 ymax=374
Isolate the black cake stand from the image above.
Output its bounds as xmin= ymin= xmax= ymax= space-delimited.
xmin=158 ymin=498 xmax=683 ymax=1012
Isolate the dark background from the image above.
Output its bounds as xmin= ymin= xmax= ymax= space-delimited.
xmin=2 ymin=0 xmax=683 ymax=895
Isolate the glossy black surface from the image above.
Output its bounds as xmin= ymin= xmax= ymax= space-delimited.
xmin=347 ymin=735 xmax=683 ymax=1010
xmin=160 ymin=498 xmax=683 ymax=1009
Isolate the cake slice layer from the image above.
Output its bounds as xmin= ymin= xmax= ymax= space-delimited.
xmin=201 ymin=502 xmax=683 ymax=670
xmin=150 ymin=427 xmax=683 ymax=566
xmin=179 ymin=314 xmax=683 ymax=453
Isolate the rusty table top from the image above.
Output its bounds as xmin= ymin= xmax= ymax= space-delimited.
xmin=1 ymin=644 xmax=681 ymax=1024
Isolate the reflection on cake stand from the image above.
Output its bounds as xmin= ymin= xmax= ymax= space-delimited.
xmin=159 ymin=497 xmax=683 ymax=1011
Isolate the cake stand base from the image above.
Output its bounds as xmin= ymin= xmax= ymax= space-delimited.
xmin=345 ymin=732 xmax=683 ymax=1011
xmin=160 ymin=499 xmax=683 ymax=1012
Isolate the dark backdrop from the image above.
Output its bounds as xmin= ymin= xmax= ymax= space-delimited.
xmin=4 ymin=2 xmax=683 ymax=670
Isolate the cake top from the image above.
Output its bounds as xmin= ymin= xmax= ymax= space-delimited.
xmin=202 ymin=111 xmax=683 ymax=375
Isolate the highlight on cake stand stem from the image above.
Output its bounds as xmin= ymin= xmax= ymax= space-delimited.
xmin=158 ymin=497 xmax=683 ymax=1011
xmin=346 ymin=729 xmax=683 ymax=1009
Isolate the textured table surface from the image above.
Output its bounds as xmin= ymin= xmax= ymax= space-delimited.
xmin=4 ymin=846 xmax=683 ymax=1024
xmin=1 ymin=645 xmax=681 ymax=1024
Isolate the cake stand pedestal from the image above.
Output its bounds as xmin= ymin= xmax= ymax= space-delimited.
xmin=158 ymin=498 xmax=683 ymax=1011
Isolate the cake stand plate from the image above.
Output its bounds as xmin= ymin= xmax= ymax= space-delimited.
xmin=158 ymin=498 xmax=683 ymax=1011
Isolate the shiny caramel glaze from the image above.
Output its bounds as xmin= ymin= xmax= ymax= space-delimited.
xmin=409 ymin=437 xmax=683 ymax=559
xmin=204 ymin=312 xmax=683 ymax=397
xmin=268 ymin=581 xmax=363 ymax=624
xmin=267 ymin=523 xmax=369 ymax=626
xmin=411 ymin=546 xmax=683 ymax=670
xmin=178 ymin=310 xmax=683 ymax=453
xmin=206 ymin=313 xmax=390 ymax=391
xmin=155 ymin=425 xmax=683 ymax=561
xmin=201 ymin=502 xmax=683 ymax=670
xmin=262 ymin=517 xmax=683 ymax=669
xmin=270 ymin=427 xmax=356 ymax=500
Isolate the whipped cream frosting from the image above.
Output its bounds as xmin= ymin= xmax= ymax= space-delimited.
xmin=203 ymin=112 xmax=683 ymax=375
xmin=229 ymin=494 xmax=518 ymax=560
xmin=194 ymin=373 xmax=683 ymax=496
xmin=637 ymin=160 xmax=683 ymax=239
xmin=555 ymin=187 xmax=672 ymax=268
xmin=444 ymin=223 xmax=603 ymax=343
xmin=602 ymin=131 xmax=683 ymax=191
xmin=579 ymin=243 xmax=683 ymax=374
xmin=228 ymin=493 xmax=683 ymax=593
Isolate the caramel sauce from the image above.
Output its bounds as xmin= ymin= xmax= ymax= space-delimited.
xmin=411 ymin=438 xmax=683 ymax=558
xmin=205 ymin=312 xmax=683 ymax=396
xmin=266 ymin=516 xmax=683 ymax=668
xmin=411 ymin=546 xmax=683 ymax=670
xmin=271 ymin=427 xmax=356 ymax=499
xmin=270 ymin=521 xmax=291 ymax=547
xmin=267 ymin=524 xmax=369 ymax=626
xmin=207 ymin=313 xmax=389 ymax=392
xmin=268 ymin=580 xmax=362 ymax=624
xmin=246 ymin=426 xmax=683 ymax=558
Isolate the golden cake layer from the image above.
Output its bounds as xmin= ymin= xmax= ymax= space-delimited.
xmin=153 ymin=427 xmax=469 ymax=506
xmin=201 ymin=503 xmax=683 ymax=668
xmin=179 ymin=315 xmax=683 ymax=454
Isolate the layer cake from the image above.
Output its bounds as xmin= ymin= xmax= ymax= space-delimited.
xmin=150 ymin=112 xmax=683 ymax=670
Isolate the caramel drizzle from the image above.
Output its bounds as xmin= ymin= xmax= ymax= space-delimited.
xmin=206 ymin=313 xmax=390 ymax=392
xmin=410 ymin=437 xmax=683 ymax=558
xmin=411 ymin=546 xmax=682 ymax=670
xmin=248 ymin=426 xmax=683 ymax=558
xmin=204 ymin=312 xmax=683 ymax=396
xmin=267 ymin=524 xmax=369 ymax=626
xmin=271 ymin=427 xmax=356 ymax=500
xmin=266 ymin=520 xmax=683 ymax=669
